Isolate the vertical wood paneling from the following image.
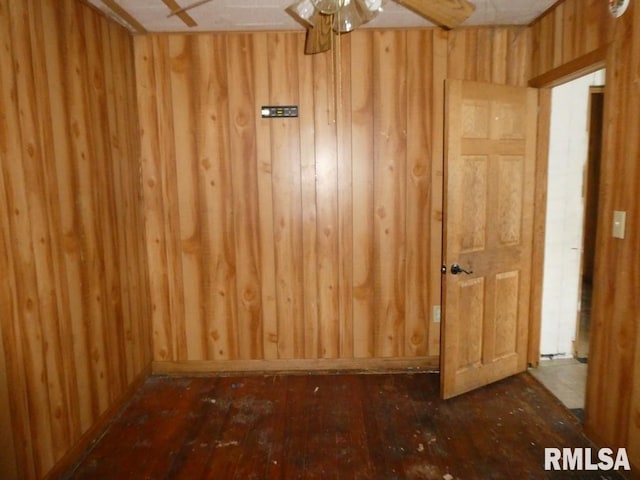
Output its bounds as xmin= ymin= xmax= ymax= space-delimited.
xmin=531 ymin=0 xmax=640 ymax=468
xmin=41 ymin=0 xmax=89 ymax=444
xmin=0 ymin=0 xmax=151 ymax=478
xmin=104 ymin=15 xmax=151 ymax=382
xmin=252 ymin=32 xmax=279 ymax=361
xmin=530 ymin=0 xmax=613 ymax=79
xmin=0 ymin=3 xmax=39 ymax=475
xmin=507 ymin=29 xmax=531 ymax=86
xmin=227 ymin=33 xmax=264 ymax=361
xmin=136 ymin=36 xmax=172 ymax=363
xmin=66 ymin=0 xmax=113 ymax=421
xmin=449 ymin=27 xmax=530 ymax=86
xmin=196 ymin=35 xmax=238 ymax=361
xmin=405 ymin=30 xmax=431 ymax=356
xmin=0 ymin=313 xmax=18 ymax=478
xmin=135 ymin=27 xmax=530 ymax=368
xmin=429 ymin=29 xmax=448 ymax=357
xmin=561 ymin=0 xmax=577 ymax=62
xmin=88 ymin=7 xmax=125 ymax=402
xmin=336 ymin=35 xmax=354 ymax=359
xmin=351 ymin=32 xmax=375 ymax=358
xmin=313 ymin=47 xmax=340 ymax=359
xmin=165 ymin=33 xmax=241 ymax=363
xmin=7 ymin=0 xmax=58 ymax=470
xmin=170 ymin=35 xmax=203 ymax=360
xmin=297 ymin=34 xmax=320 ymax=359
xmin=622 ymin=4 xmax=640 ymax=463
xmin=587 ymin=0 xmax=640 ymax=460
xmin=157 ymin=35 xmax=187 ymax=362
xmin=373 ymin=31 xmax=408 ymax=358
xmin=269 ymin=33 xmax=304 ymax=359
xmin=1 ymin=16 xmax=536 ymax=475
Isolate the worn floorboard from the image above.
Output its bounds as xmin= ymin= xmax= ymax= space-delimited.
xmin=61 ymin=373 xmax=626 ymax=479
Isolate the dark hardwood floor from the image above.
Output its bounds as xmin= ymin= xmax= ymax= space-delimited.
xmin=60 ymin=372 xmax=626 ymax=480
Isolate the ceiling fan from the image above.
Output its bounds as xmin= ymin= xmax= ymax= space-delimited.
xmin=286 ymin=0 xmax=476 ymax=54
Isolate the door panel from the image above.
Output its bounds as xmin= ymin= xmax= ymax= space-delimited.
xmin=442 ymin=80 xmax=537 ymax=399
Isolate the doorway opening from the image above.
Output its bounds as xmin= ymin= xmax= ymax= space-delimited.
xmin=529 ymin=69 xmax=606 ymax=421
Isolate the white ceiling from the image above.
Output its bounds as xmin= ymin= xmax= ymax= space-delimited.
xmin=86 ymin=0 xmax=558 ymax=33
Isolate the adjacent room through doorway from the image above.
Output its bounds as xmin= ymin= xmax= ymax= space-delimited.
xmin=530 ymin=69 xmax=606 ymax=420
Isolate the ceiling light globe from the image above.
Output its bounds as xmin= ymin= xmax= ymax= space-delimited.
xmin=286 ymin=0 xmax=317 ymax=26
xmin=362 ymin=0 xmax=387 ymax=12
xmin=311 ymin=0 xmax=345 ymax=15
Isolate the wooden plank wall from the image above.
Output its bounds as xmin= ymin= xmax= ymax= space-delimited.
xmin=530 ymin=0 xmax=640 ymax=468
xmin=530 ymin=0 xmax=612 ymax=79
xmin=0 ymin=0 xmax=151 ymax=478
xmin=134 ymin=26 xmax=530 ymax=371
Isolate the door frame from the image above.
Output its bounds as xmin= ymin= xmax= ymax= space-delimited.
xmin=574 ymin=85 xmax=605 ymax=357
xmin=525 ymin=51 xmax=608 ymax=366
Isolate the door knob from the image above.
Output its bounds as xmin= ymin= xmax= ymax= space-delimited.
xmin=450 ymin=263 xmax=473 ymax=275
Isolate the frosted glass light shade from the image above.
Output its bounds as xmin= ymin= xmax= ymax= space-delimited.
xmin=333 ymin=1 xmax=364 ymax=32
xmin=363 ymin=0 xmax=382 ymax=10
xmin=312 ymin=0 xmax=344 ymax=15
xmin=286 ymin=0 xmax=317 ymax=27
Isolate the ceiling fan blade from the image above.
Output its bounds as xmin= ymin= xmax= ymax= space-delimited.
xmin=167 ymin=0 xmax=213 ymax=18
xmin=305 ymin=13 xmax=333 ymax=55
xmin=393 ymin=0 xmax=475 ymax=29
xmin=162 ymin=0 xmax=198 ymax=27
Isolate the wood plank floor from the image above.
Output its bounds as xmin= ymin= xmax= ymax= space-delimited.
xmin=61 ymin=373 xmax=626 ymax=479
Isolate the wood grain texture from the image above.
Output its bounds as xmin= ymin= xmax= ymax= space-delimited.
xmin=133 ymin=27 xmax=530 ymax=368
xmin=0 ymin=15 xmax=535 ymax=476
xmin=405 ymin=30 xmax=432 ymax=357
xmin=527 ymin=88 xmax=551 ymax=367
xmin=588 ymin=0 xmax=640 ymax=465
xmin=64 ymin=373 xmax=616 ymax=480
xmin=442 ymin=80 xmax=537 ymax=399
xmin=372 ymin=30 xmax=407 ymax=358
xmin=350 ymin=32 xmax=376 ymax=358
xmin=530 ymin=0 xmax=613 ymax=80
xmin=0 ymin=277 xmax=18 ymax=479
xmin=447 ymin=27 xmax=531 ymax=86
xmin=531 ymin=0 xmax=640 ymax=469
xmin=395 ymin=0 xmax=475 ymax=29
xmin=0 ymin=0 xmax=151 ymax=478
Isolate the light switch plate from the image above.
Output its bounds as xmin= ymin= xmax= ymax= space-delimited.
xmin=613 ymin=210 xmax=626 ymax=239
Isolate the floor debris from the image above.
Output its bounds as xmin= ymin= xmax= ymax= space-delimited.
xmin=215 ymin=440 xmax=239 ymax=448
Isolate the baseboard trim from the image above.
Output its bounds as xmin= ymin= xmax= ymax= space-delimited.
xmin=44 ymin=364 xmax=152 ymax=480
xmin=152 ymin=357 xmax=440 ymax=376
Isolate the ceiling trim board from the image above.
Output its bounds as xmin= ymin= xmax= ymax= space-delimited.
xmin=101 ymin=0 xmax=148 ymax=33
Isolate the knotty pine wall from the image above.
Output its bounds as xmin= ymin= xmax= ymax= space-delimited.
xmin=0 ymin=0 xmax=151 ymax=478
xmin=531 ymin=0 xmax=640 ymax=468
xmin=134 ymin=26 xmax=531 ymax=371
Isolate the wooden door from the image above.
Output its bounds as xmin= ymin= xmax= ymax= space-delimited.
xmin=441 ymin=80 xmax=538 ymax=399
